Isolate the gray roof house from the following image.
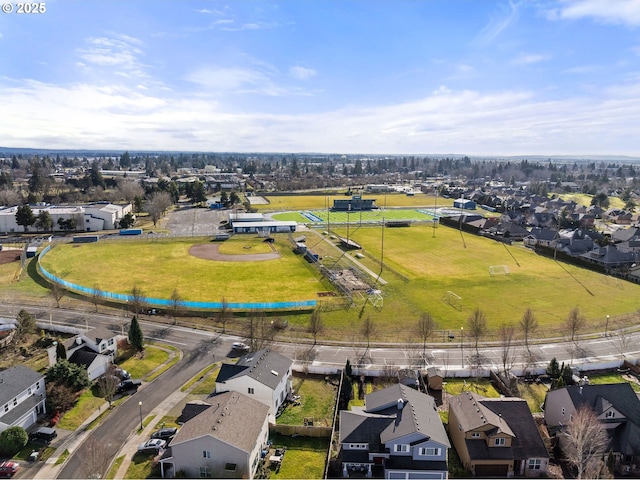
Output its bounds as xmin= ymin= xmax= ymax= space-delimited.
xmin=47 ymin=326 xmax=119 ymax=381
xmin=544 ymin=384 xmax=640 ymax=475
xmin=0 ymin=365 xmax=47 ymax=433
xmin=338 ymin=383 xmax=450 ymax=479
xmin=159 ymin=391 xmax=270 ymax=479
xmin=215 ymin=349 xmax=293 ymax=422
xmin=449 ymin=392 xmax=549 ymax=477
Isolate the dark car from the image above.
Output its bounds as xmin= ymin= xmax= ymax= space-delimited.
xmin=151 ymin=427 xmax=177 ymax=440
xmin=0 ymin=461 xmax=20 ymax=478
xmin=117 ymin=379 xmax=142 ymax=394
xmin=29 ymin=426 xmax=57 ymax=444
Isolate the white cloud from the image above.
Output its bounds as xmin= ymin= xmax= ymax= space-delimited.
xmin=473 ymin=0 xmax=520 ymax=46
xmin=512 ymin=53 xmax=549 ymax=66
xmin=547 ymin=0 xmax=640 ymax=27
xmin=77 ymin=35 xmax=147 ymax=78
xmin=289 ymin=66 xmax=316 ymax=80
xmin=457 ymin=63 xmax=474 ymax=73
xmin=2 ymin=78 xmax=640 ymax=155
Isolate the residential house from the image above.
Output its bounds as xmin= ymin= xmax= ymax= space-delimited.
xmin=544 ymin=384 xmax=640 ymax=475
xmin=0 ymin=365 xmax=46 ymax=433
xmin=448 ymin=392 xmax=549 ymax=477
xmin=159 ymin=391 xmax=270 ymax=479
xmin=338 ymin=383 xmax=450 ymax=479
xmin=523 ymin=228 xmax=559 ymax=248
xmin=580 ymin=245 xmax=638 ymax=271
xmin=215 ymin=349 xmax=293 ymax=421
xmin=47 ymin=326 xmax=119 ymax=381
xmin=426 ymin=367 xmax=444 ymax=391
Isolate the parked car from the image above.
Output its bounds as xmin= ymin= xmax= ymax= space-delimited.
xmin=29 ymin=426 xmax=57 ymax=444
xmin=117 ymin=379 xmax=142 ymax=394
xmin=151 ymin=427 xmax=178 ymax=440
xmin=232 ymin=342 xmax=250 ymax=353
xmin=137 ymin=438 xmax=166 ymax=453
xmin=0 ymin=461 xmax=19 ymax=478
xmin=115 ymin=368 xmax=131 ymax=380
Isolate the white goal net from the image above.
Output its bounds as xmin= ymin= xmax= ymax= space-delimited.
xmin=489 ymin=265 xmax=510 ymax=276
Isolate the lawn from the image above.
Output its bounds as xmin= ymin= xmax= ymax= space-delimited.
xmin=315 ymin=223 xmax=640 ymax=334
xmin=118 ymin=346 xmax=170 ymax=380
xmin=39 ymin=235 xmax=332 ymax=304
xmin=188 ymin=364 xmax=221 ymax=395
xmin=517 ymin=382 xmax=549 ymax=413
xmin=254 ymin=193 xmax=454 ymax=212
xmin=268 ymin=434 xmax=328 ymax=479
xmin=276 ymin=375 xmax=338 ymax=426
xmin=444 ymin=378 xmax=500 ymax=398
xmin=124 ymin=451 xmax=157 ymax=479
xmin=272 ymin=208 xmax=436 ymax=225
xmin=57 ymin=386 xmax=106 ymax=430
xmin=587 ymin=372 xmax=640 ymax=392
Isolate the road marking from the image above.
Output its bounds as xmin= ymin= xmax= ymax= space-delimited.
xmin=147 ymin=336 xmax=188 ymax=346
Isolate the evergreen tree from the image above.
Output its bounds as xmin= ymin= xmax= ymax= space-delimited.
xmin=546 ymin=357 xmax=561 ymax=379
xmin=55 ymin=341 xmax=67 ymax=361
xmin=15 ymin=205 xmax=36 ymax=232
xmin=128 ymin=315 xmax=144 ymax=352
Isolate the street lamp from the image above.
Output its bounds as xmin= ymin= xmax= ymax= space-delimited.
xmin=460 ymin=327 xmax=464 ymax=368
xmin=138 ymin=401 xmax=143 ymax=431
xmin=605 ymin=314 xmax=610 ymax=337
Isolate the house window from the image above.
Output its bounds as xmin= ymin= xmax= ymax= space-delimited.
xmin=3 ymin=404 xmax=8 ymax=413
xmin=13 ymin=398 xmax=17 ymax=407
xmin=199 ymin=467 xmax=211 ymax=478
xmin=108 ymin=338 xmax=114 ymax=346
xmin=471 ymin=433 xmax=481 ymax=438
xmin=419 ymin=448 xmax=441 ymax=456
xmin=202 ymin=450 xmax=211 ymax=458
xmin=494 ymin=438 xmax=506 ymax=446
xmin=606 ymin=411 xmax=615 ymax=418
xmin=28 ymin=387 xmax=32 ymax=395
xmin=561 ymin=407 xmax=565 ymax=415
xmin=248 ymin=387 xmax=254 ymax=394
xmin=36 ymin=381 xmax=40 ymax=389
xmin=394 ymin=444 xmax=409 ymax=453
xmin=528 ymin=459 xmax=541 ymax=470
xmin=225 ymin=463 xmax=237 ymax=471
xmin=100 ymin=343 xmax=106 ymax=351
xmin=349 ymin=444 xmax=366 ymax=449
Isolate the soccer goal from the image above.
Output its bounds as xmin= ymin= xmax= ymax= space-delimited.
xmin=489 ymin=265 xmax=510 ymax=276
xmin=367 ymin=288 xmax=384 ymax=310
xmin=442 ymin=290 xmax=462 ymax=310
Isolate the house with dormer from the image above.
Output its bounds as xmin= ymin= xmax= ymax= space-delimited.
xmin=338 ymin=384 xmax=450 ymax=479
xmin=47 ymin=326 xmax=119 ymax=381
xmin=448 ymin=392 xmax=549 ymax=477
xmin=214 ymin=349 xmax=293 ymax=422
xmin=0 ymin=365 xmax=46 ymax=434
xmin=544 ymin=384 xmax=640 ymax=475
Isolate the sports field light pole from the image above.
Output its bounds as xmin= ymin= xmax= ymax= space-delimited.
xmin=460 ymin=327 xmax=464 ymax=368
xmin=605 ymin=314 xmax=610 ymax=337
xmin=138 ymin=401 xmax=143 ymax=431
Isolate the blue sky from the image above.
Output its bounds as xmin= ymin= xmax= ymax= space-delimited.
xmin=1 ymin=0 xmax=640 ymax=155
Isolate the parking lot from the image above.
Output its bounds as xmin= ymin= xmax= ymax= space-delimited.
xmin=163 ymin=205 xmax=228 ymax=236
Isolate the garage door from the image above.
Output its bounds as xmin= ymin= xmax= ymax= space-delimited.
xmin=474 ymin=464 xmax=509 ymax=477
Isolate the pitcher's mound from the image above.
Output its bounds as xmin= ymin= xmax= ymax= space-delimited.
xmin=189 ymin=244 xmax=280 ymax=262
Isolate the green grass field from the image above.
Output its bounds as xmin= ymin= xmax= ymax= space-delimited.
xmin=272 ymin=208 xmax=437 ymax=225
xmin=39 ymin=236 xmax=332 ymax=304
xmin=255 ymin=193 xmax=454 ymax=211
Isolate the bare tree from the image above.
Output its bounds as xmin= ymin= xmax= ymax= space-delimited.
xmin=97 ymin=365 xmax=119 ymax=408
xmin=499 ymin=323 xmax=517 ymax=378
xmin=217 ymin=298 xmax=230 ymax=333
xmin=50 ymin=281 xmax=65 ymax=308
xmin=129 ymin=285 xmax=145 ymax=315
xmin=561 ymin=406 xmax=608 ymax=479
xmin=90 ymin=283 xmax=101 ymax=312
xmin=416 ymin=312 xmax=436 ymax=365
xmin=308 ymin=309 xmax=324 ymax=346
xmin=146 ymin=191 xmax=172 ymax=227
xmin=612 ymin=327 xmax=632 ymax=362
xmin=244 ymin=311 xmax=273 ymax=352
xmin=466 ymin=307 xmax=488 ymax=359
xmin=565 ymin=306 xmax=586 ymax=363
xmin=117 ymin=179 xmax=145 ymax=203
xmin=361 ymin=315 xmax=376 ymax=358
xmin=519 ymin=307 xmax=538 ymax=355
xmin=169 ymin=288 xmax=183 ymax=325
xmin=81 ymin=436 xmax=112 ymax=479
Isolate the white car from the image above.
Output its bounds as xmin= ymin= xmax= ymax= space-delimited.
xmin=232 ymin=342 xmax=250 ymax=352
xmin=137 ymin=438 xmax=166 ymax=453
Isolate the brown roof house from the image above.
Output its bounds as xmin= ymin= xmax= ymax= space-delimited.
xmin=338 ymin=384 xmax=450 ymax=479
xmin=159 ymin=391 xmax=270 ymax=479
xmin=448 ymin=392 xmax=549 ymax=477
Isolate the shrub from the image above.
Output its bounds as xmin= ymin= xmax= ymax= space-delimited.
xmin=0 ymin=426 xmax=28 ymax=457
